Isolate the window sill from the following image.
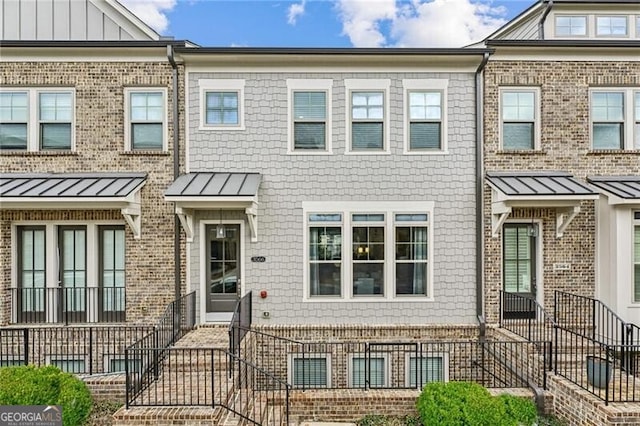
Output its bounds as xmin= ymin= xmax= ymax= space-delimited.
xmin=587 ymin=150 xmax=640 ymax=155
xmin=496 ymin=150 xmax=547 ymax=156
xmin=287 ymin=150 xmax=333 ymax=155
xmin=0 ymin=150 xmax=77 ymax=156
xmin=120 ymin=151 xmax=171 ymax=156
xmin=303 ymin=296 xmax=435 ymax=302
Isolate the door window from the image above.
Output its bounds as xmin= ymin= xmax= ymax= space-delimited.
xmin=503 ymin=224 xmax=535 ymax=294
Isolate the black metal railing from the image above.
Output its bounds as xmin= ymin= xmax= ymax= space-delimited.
xmin=0 ymin=325 xmax=154 ymax=374
xmin=125 ymin=291 xmax=197 ymax=403
xmin=554 ymin=291 xmax=640 ymax=347
xmin=500 ymin=291 xmax=555 ymax=345
xmin=10 ymin=287 xmax=127 ymax=324
xmin=230 ymin=326 xmax=549 ymax=391
xmin=229 ymin=292 xmax=252 ymax=356
xmin=125 ymin=347 xmax=290 ymax=425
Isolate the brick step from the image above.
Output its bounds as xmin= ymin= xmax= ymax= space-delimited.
xmin=112 ymin=406 xmax=225 ymax=426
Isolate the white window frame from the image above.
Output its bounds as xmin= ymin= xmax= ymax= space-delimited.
xmin=11 ymin=221 xmax=125 ymax=324
xmin=590 ymin=88 xmax=638 ymax=151
xmin=634 ymin=211 xmax=640 ymax=303
xmin=405 ymin=352 xmax=449 ymax=388
xmin=124 ymin=87 xmax=168 ymax=151
xmin=198 ymin=79 xmax=245 ymax=131
xmin=104 ymin=355 xmax=141 ymax=373
xmin=499 ymin=87 xmax=540 ymax=151
xmin=46 ymin=355 xmax=87 ymax=374
xmin=635 ymin=91 xmax=640 ymax=150
xmin=287 ymin=79 xmax=333 ymax=155
xmin=596 ymin=15 xmax=628 ymax=37
xmin=394 ymin=213 xmax=430 ymax=297
xmin=403 ymin=79 xmax=448 ymax=154
xmin=307 ymin=213 xmax=343 ymax=298
xmin=288 ymin=353 xmax=331 ymax=388
xmin=636 ymin=16 xmax=640 ymax=38
xmin=554 ymin=15 xmax=588 ymax=38
xmin=302 ymin=201 xmax=434 ymax=302
xmin=348 ymin=352 xmax=390 ymax=388
xmin=0 ymin=87 xmax=75 ymax=152
xmin=345 ymin=79 xmax=391 ymax=155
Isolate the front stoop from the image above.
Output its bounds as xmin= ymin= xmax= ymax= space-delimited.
xmin=112 ymin=406 xmax=225 ymax=426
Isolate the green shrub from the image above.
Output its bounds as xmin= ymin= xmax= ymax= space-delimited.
xmin=497 ymin=394 xmax=538 ymax=426
xmin=416 ymin=382 xmax=507 ymax=426
xmin=0 ymin=365 xmax=92 ymax=426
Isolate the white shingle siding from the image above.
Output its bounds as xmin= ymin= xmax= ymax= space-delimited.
xmin=187 ymin=71 xmax=478 ymax=325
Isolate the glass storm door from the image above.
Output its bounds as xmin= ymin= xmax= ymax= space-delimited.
xmin=502 ymin=223 xmax=537 ymax=319
xmin=206 ymin=224 xmax=240 ymax=314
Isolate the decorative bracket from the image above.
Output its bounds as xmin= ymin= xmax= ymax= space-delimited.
xmin=176 ymin=206 xmax=194 ymax=242
xmin=491 ymin=202 xmax=512 ymax=238
xmin=556 ymin=205 xmax=580 ymax=238
xmin=246 ymin=202 xmax=258 ymax=243
xmin=121 ymin=190 xmax=142 ymax=239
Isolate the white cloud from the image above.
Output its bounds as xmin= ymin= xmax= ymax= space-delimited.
xmin=119 ymin=0 xmax=177 ymax=34
xmin=336 ymin=0 xmax=397 ymax=47
xmin=336 ymin=0 xmax=507 ymax=48
xmin=288 ymin=1 xmax=306 ymax=25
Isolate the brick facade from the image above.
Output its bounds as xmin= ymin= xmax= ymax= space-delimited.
xmin=0 ymin=59 xmax=186 ymax=325
xmin=482 ymin=60 xmax=640 ymax=324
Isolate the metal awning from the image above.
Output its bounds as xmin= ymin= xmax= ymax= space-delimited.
xmin=486 ymin=172 xmax=599 ymax=238
xmin=165 ymin=172 xmax=261 ymax=242
xmin=587 ymin=176 xmax=640 ymax=205
xmin=0 ymin=172 xmax=147 ymax=238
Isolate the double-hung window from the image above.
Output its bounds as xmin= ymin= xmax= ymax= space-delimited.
xmin=352 ymin=214 xmax=385 ymax=296
xmin=126 ymin=89 xmax=166 ymax=151
xmin=500 ymin=88 xmax=539 ymax=150
xmin=345 ymin=79 xmax=390 ymax=153
xmin=199 ymin=79 xmax=245 ymax=130
xmin=591 ymin=89 xmax=639 ymax=150
xmin=403 ymin=79 xmax=448 ymax=153
xmin=554 ymin=15 xmax=587 ymax=37
xmin=287 ymin=79 xmax=332 ymax=153
xmin=634 ymin=212 xmax=640 ymax=302
xmin=304 ymin=202 xmax=434 ymax=301
xmin=596 ymin=16 xmax=628 ymax=37
xmin=308 ymin=214 xmax=342 ymax=297
xmin=395 ymin=214 xmax=429 ymax=296
xmin=0 ymin=89 xmax=74 ymax=151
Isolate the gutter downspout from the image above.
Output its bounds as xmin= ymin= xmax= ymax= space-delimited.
xmin=539 ymin=0 xmax=554 ymax=39
xmin=167 ymin=44 xmax=181 ymax=301
xmin=475 ymin=52 xmax=490 ymax=339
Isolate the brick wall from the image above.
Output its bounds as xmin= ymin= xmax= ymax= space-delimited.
xmin=0 ymin=60 xmax=187 ymax=325
xmin=482 ymin=60 xmax=640 ymax=324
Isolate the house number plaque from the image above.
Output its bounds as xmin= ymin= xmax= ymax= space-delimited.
xmin=251 ymin=256 xmax=266 ymax=263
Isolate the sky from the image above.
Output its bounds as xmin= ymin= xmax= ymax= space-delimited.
xmin=119 ymin=0 xmax=537 ymax=48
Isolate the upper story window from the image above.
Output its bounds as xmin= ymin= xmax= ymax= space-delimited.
xmin=0 ymin=89 xmax=74 ymax=152
xmin=403 ymin=78 xmax=448 ymax=154
xmin=590 ymin=89 xmax=639 ymax=151
xmin=500 ymin=88 xmax=539 ymax=151
xmin=287 ymin=79 xmax=333 ymax=154
xmin=345 ymin=79 xmax=390 ymax=154
xmin=637 ymin=16 xmax=640 ymax=37
xmin=303 ymin=201 xmax=434 ymax=301
xmin=596 ymin=16 xmax=627 ymax=36
xmin=555 ymin=15 xmax=587 ymax=37
xmin=198 ymin=79 xmax=245 ymax=131
xmin=125 ymin=89 xmax=166 ymax=151
xmin=205 ymin=92 xmax=238 ymax=125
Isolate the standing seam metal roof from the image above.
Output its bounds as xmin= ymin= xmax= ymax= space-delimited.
xmin=165 ymin=173 xmax=261 ymax=197
xmin=486 ymin=172 xmax=597 ymax=196
xmin=587 ymin=176 xmax=640 ymax=199
xmin=0 ymin=173 xmax=147 ymax=198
